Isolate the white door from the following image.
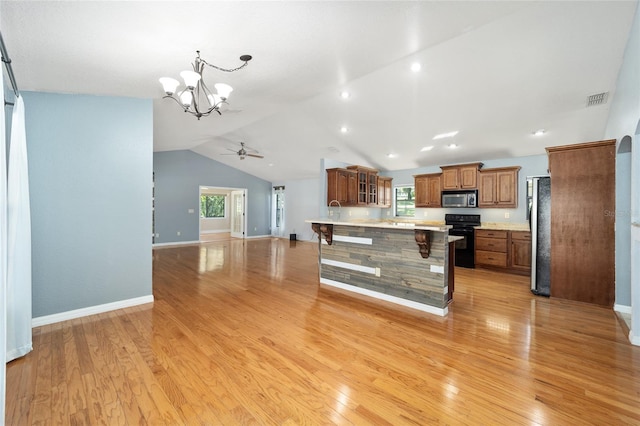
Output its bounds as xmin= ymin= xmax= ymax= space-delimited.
xmin=230 ymin=190 xmax=245 ymax=238
xmin=272 ymin=186 xmax=285 ymax=237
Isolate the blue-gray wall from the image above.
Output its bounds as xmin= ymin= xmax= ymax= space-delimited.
xmin=604 ymin=2 xmax=640 ymax=309
xmin=24 ymin=92 xmax=153 ymax=317
xmin=153 ymin=150 xmax=272 ymax=242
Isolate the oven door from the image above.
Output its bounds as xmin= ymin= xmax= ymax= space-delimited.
xmin=448 ymin=228 xmax=475 ymax=268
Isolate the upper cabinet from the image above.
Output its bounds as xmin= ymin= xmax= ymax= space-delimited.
xmin=414 ymin=173 xmax=442 ymax=208
xmin=377 ymin=176 xmax=393 ymax=208
xmin=347 ymin=165 xmax=379 ymax=205
xmin=440 ymin=163 xmax=483 ymax=190
xmin=327 ymin=165 xmax=390 ymax=207
xmin=326 ymin=168 xmax=357 ymax=206
xmin=478 ymin=166 xmax=520 ymax=208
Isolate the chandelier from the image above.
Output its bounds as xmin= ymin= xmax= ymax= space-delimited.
xmin=159 ymin=51 xmax=252 ymax=119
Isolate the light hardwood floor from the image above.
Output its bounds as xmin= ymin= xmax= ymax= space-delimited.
xmin=7 ymin=238 xmax=640 ymax=424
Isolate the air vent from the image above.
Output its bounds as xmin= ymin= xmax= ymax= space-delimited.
xmin=587 ymin=92 xmax=609 ymax=107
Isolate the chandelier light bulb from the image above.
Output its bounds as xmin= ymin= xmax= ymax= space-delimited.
xmin=215 ymin=83 xmax=233 ymax=100
xmin=180 ymin=91 xmax=193 ymax=108
xmin=180 ymin=70 xmax=201 ymax=90
xmin=159 ymin=77 xmax=179 ymax=95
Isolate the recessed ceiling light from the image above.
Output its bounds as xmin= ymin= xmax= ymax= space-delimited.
xmin=340 ymin=126 xmax=348 ymax=133
xmin=268 ymin=163 xmax=274 ymax=167
xmin=387 ymin=153 xmax=397 ymax=159
xmin=340 ymin=91 xmax=350 ymax=99
xmin=411 ymin=62 xmax=422 ymax=72
xmin=420 ymin=146 xmax=434 ymax=152
xmin=448 ymin=143 xmax=458 ymax=149
xmin=433 ymin=131 xmax=459 ymax=140
xmin=532 ymin=129 xmax=546 ymax=136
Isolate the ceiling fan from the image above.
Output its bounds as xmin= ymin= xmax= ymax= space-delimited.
xmin=223 ymin=142 xmax=264 ymax=160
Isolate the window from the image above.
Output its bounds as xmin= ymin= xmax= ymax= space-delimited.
xmin=395 ymin=186 xmax=415 ymax=217
xmin=200 ymin=195 xmax=226 ymax=218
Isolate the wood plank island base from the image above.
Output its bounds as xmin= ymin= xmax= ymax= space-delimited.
xmin=308 ymin=219 xmax=458 ymax=316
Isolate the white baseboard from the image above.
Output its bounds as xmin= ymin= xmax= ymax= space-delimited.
xmin=614 ymin=304 xmax=632 ymax=314
xmin=320 ymin=278 xmax=447 ymax=317
xmin=153 ymin=240 xmax=200 ymax=248
xmin=246 ymin=234 xmax=272 ymax=239
xmin=32 ymin=295 xmax=154 ymax=327
xmin=200 ymin=230 xmax=231 ymax=234
xmin=630 ymin=331 xmax=640 ymax=346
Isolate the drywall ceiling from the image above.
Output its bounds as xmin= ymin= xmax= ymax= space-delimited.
xmin=1 ymin=1 xmax=637 ymax=182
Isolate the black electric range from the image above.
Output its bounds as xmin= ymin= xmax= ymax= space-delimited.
xmin=445 ymin=214 xmax=481 ymax=268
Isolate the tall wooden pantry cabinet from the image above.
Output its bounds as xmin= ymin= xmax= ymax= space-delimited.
xmin=546 ymin=139 xmax=616 ymax=307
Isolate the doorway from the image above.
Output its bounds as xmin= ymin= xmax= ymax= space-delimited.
xmin=199 ymin=186 xmax=246 ymax=241
xmin=272 ymin=186 xmax=285 ymax=238
xmin=230 ymin=189 xmax=246 ymax=239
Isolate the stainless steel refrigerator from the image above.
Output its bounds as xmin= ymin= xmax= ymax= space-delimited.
xmin=529 ymin=176 xmax=551 ymax=296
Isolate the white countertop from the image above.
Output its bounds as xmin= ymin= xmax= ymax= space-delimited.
xmin=305 ymin=218 xmax=450 ymax=232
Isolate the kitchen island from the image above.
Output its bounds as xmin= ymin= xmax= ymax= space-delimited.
xmin=306 ymin=219 xmax=458 ymax=316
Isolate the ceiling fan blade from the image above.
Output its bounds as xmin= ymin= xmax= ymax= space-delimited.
xmin=247 ymin=153 xmax=264 ymax=159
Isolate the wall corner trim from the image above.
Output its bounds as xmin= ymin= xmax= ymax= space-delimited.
xmin=32 ymin=295 xmax=154 ymax=328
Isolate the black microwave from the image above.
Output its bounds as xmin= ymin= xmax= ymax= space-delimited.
xmin=442 ymin=190 xmax=478 ymax=208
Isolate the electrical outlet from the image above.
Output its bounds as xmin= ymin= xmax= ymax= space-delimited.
xmin=177 ymin=231 xmax=181 ymax=236
xmin=366 ymin=210 xmax=370 ymax=216
xmin=349 ymin=210 xmax=352 ymax=216
xmin=504 ymin=212 xmax=510 ymax=219
xmin=188 ymin=208 xmax=195 ymax=214
xmin=423 ymin=210 xmax=428 ymax=217
xmin=375 ymin=267 xmax=381 ymax=277
xmin=329 ymin=210 xmax=333 ymax=216
xmin=387 ymin=211 xmax=391 ymax=216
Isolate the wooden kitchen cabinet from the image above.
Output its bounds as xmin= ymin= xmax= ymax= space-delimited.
xmin=546 ymin=139 xmax=615 ymax=307
xmin=510 ymin=231 xmax=532 ymax=272
xmin=475 ymin=229 xmax=508 ymax=268
xmin=478 ymin=166 xmax=520 ymax=208
xmin=346 ymin=165 xmax=379 ymax=206
xmin=414 ymin=173 xmax=442 ymax=207
xmin=440 ymin=163 xmax=483 ymax=190
xmin=326 ymin=168 xmax=357 ymax=206
xmin=377 ymin=176 xmax=393 ymax=208
xmin=475 ymin=229 xmax=531 ymax=275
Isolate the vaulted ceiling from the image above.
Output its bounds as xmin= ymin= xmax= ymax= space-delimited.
xmin=1 ymin=1 xmax=637 ymax=182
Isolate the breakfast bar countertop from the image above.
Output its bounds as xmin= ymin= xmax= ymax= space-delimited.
xmin=304 ymin=218 xmax=450 ymax=232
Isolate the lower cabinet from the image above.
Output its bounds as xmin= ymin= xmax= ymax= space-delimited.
xmin=475 ymin=229 xmax=531 ymax=275
xmin=510 ymin=231 xmax=532 ymax=273
xmin=475 ymin=230 xmax=508 ymax=268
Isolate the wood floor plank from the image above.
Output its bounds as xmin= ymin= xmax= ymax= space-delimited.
xmin=7 ymin=238 xmax=640 ymax=424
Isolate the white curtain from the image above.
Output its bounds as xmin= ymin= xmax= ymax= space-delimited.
xmin=6 ymin=95 xmax=31 ymax=361
xmin=1 ymin=65 xmax=8 ymax=422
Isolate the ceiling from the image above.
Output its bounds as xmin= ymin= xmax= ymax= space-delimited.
xmin=1 ymin=1 xmax=637 ymax=182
